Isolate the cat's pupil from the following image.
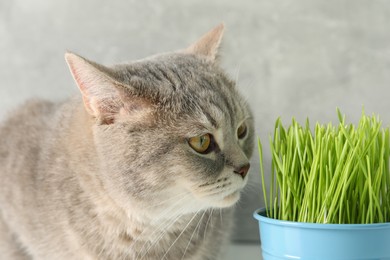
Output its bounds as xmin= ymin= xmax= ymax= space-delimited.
xmin=237 ymin=123 xmax=247 ymax=139
xmin=188 ymin=134 xmax=212 ymax=154
xmin=200 ymin=136 xmax=206 ymax=145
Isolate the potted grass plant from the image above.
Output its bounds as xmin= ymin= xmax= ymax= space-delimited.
xmin=254 ymin=109 xmax=390 ymax=260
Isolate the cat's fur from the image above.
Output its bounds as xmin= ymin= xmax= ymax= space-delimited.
xmin=0 ymin=24 xmax=254 ymax=259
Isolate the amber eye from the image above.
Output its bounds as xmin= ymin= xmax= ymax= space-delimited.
xmin=237 ymin=123 xmax=247 ymax=139
xmin=188 ymin=134 xmax=212 ymax=154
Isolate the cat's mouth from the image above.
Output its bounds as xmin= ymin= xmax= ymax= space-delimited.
xmin=205 ymin=189 xmax=242 ymax=208
xmin=203 ymin=190 xmax=241 ymax=208
xmin=191 ymin=174 xmax=247 ymax=208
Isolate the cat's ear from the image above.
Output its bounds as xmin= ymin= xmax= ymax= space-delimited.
xmin=65 ymin=52 xmax=151 ymax=124
xmin=185 ymin=23 xmax=225 ymax=62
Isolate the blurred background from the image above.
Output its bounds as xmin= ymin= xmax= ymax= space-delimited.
xmin=1 ymin=0 xmax=390 ymax=256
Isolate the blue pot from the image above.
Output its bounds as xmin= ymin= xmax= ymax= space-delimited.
xmin=253 ymin=208 xmax=390 ymax=260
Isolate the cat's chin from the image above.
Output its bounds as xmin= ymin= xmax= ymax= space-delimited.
xmin=212 ymin=191 xmax=240 ymax=208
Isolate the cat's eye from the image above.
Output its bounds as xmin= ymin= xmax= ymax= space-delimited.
xmin=237 ymin=122 xmax=247 ymax=139
xmin=188 ymin=134 xmax=212 ymax=154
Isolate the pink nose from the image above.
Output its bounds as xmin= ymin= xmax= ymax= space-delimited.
xmin=234 ymin=164 xmax=250 ymax=179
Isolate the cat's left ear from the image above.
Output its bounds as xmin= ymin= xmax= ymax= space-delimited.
xmin=185 ymin=23 xmax=225 ymax=62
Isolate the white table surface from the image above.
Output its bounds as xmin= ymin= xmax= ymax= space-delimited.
xmin=225 ymin=243 xmax=263 ymax=260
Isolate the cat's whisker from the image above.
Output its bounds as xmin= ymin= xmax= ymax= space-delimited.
xmin=194 ymin=178 xmax=235 ymax=197
xmin=203 ymin=208 xmax=214 ymax=241
xmin=195 ymin=209 xmax=208 ymax=239
xmin=96 ymin=237 xmax=108 ymax=258
xmin=137 ymin=212 xmax=186 ymax=260
xmin=143 ymin=191 xmax=189 ymax=210
xmin=161 ymin=210 xmax=201 ymax=259
xmin=131 ymin=193 xmax=189 ymax=237
xmin=135 ymin=194 xmax=192 ymax=259
xmin=181 ymin=209 xmax=208 ymax=260
xmin=151 ymin=193 xmax=192 ymax=221
xmin=243 ymin=181 xmax=262 ymax=194
xmin=131 ymin=195 xmax=189 ymax=250
xmin=142 ymin=193 xmax=199 ymax=256
xmin=134 ymin=215 xmax=181 ymax=259
xmin=196 ymin=185 xmax=238 ymax=199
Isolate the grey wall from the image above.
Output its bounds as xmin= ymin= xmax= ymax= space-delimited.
xmin=1 ymin=0 xmax=390 ymax=242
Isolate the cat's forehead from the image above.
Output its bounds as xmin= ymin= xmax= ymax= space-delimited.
xmin=113 ymin=53 xmax=219 ymax=84
xmin=112 ymin=53 xmax=248 ymax=129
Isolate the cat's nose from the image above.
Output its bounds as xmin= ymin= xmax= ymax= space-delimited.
xmin=234 ymin=163 xmax=250 ymax=179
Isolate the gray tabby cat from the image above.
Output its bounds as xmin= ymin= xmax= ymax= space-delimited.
xmin=0 ymin=24 xmax=254 ymax=260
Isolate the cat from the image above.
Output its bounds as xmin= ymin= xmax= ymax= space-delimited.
xmin=0 ymin=24 xmax=254 ymax=260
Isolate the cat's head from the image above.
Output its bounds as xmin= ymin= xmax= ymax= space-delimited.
xmin=65 ymin=24 xmax=254 ymax=218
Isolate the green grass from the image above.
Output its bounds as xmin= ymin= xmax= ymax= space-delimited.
xmin=259 ymin=109 xmax=390 ymax=224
